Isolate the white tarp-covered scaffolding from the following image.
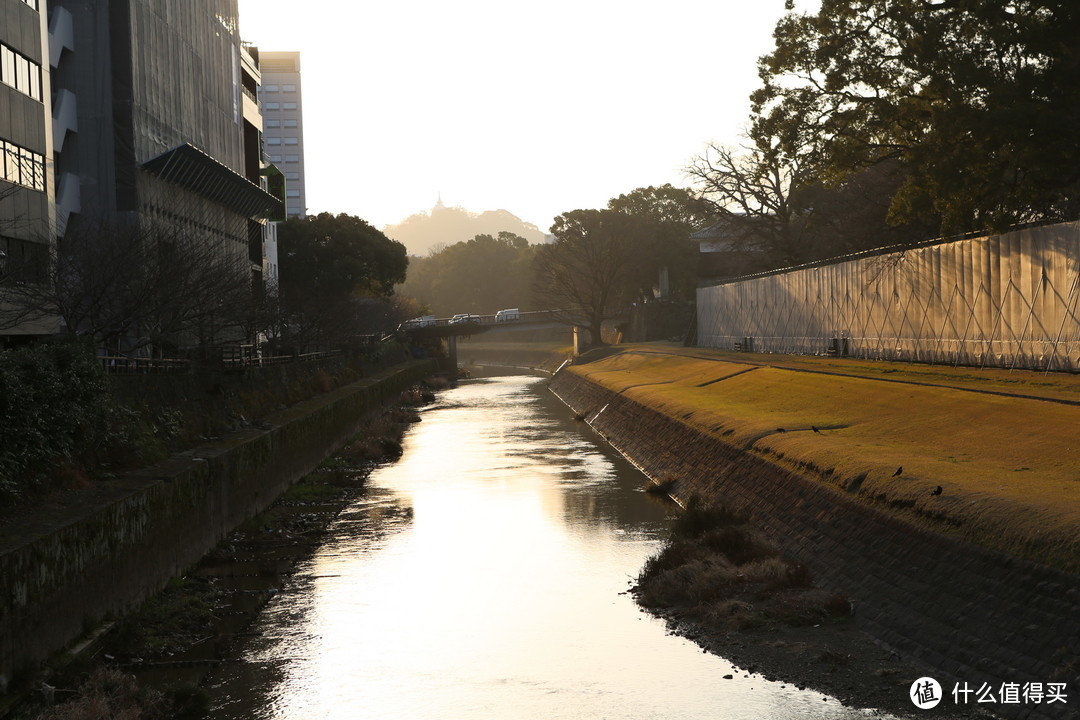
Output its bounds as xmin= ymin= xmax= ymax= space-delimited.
xmin=696 ymin=221 xmax=1080 ymax=371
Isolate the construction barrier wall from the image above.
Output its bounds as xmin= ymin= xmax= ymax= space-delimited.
xmin=696 ymin=221 xmax=1080 ymax=371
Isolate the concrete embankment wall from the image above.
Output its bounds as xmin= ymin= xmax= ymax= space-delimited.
xmin=550 ymin=369 xmax=1079 ymax=719
xmin=0 ymin=360 xmax=435 ymax=681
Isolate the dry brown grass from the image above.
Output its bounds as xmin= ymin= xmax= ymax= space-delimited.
xmin=575 ymin=346 xmax=1080 ymax=572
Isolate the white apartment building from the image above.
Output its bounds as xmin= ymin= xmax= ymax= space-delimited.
xmin=258 ymin=51 xmax=306 ymax=218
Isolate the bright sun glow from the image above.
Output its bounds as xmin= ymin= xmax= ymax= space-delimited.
xmin=236 ymin=0 xmax=795 ymax=232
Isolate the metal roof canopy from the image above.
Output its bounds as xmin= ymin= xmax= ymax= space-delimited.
xmin=141 ymin=143 xmax=284 ymax=219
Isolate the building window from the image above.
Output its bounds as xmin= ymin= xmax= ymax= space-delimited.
xmin=283 ymin=84 xmax=296 ymax=92
xmin=264 ymin=137 xmax=281 ymax=145
xmin=1 ymin=138 xmax=45 ymax=192
xmin=283 ymin=119 xmax=298 ymax=128
xmin=284 ymin=137 xmax=298 ymax=145
xmin=269 ymin=154 xmax=282 ymax=163
xmin=0 ymin=236 xmax=49 ymax=284
xmin=282 ymin=102 xmax=297 ymax=110
xmin=264 ymin=102 xmax=279 ymax=110
xmin=286 ymin=172 xmax=299 ymax=180
xmin=0 ymin=44 xmax=43 ymax=101
xmin=265 ymin=119 xmax=280 ymax=128
xmin=286 ymin=189 xmax=300 ymax=197
xmin=261 ymin=84 xmax=278 ymax=93
xmin=284 ymin=155 xmax=299 ymax=162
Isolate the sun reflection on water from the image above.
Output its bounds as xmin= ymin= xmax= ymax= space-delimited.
xmin=209 ymin=376 xmax=897 ymax=720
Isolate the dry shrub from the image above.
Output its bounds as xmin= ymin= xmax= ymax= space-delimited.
xmin=644 ymin=475 xmax=678 ymax=495
xmin=701 ymin=598 xmax=758 ymax=629
xmin=399 ymin=388 xmax=423 ymax=406
xmin=670 ymin=499 xmax=748 ymax=539
xmin=312 ymin=370 xmax=334 ymax=394
xmin=740 ymin=556 xmax=814 ymax=591
xmin=51 ymin=462 xmax=91 ymax=491
xmin=699 ymin=526 xmax=778 ymax=565
xmin=36 ymin=668 xmax=162 ymax=720
xmin=638 ymin=550 xmax=739 ymax=608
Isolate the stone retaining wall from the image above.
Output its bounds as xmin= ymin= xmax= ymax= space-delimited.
xmin=550 ymin=369 xmax=1079 ymax=720
xmin=0 ymin=360 xmax=435 ymax=682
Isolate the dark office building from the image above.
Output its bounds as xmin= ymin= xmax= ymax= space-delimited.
xmin=0 ymin=0 xmax=56 ymax=342
xmin=48 ymin=0 xmax=281 ymax=346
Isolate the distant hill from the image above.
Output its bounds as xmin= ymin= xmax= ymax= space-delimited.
xmin=383 ymin=200 xmax=549 ymax=256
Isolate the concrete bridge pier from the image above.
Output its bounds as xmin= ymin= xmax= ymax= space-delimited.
xmin=447 ymin=335 xmax=458 ymax=381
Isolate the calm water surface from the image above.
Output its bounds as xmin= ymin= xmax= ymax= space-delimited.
xmin=208 ymin=375 xmax=891 ymax=719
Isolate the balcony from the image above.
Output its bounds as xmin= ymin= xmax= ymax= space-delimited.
xmin=241 ymin=86 xmax=261 ymax=128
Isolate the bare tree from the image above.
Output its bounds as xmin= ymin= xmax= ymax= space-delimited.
xmin=0 ymin=215 xmax=251 ymax=355
xmin=532 ymin=209 xmax=639 ymax=347
xmin=686 ymin=142 xmax=814 ymax=266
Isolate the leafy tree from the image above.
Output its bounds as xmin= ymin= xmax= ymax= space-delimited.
xmin=279 ymin=212 xmax=407 ymax=301
xmin=753 ymin=0 xmax=1080 ymax=235
xmin=605 ymin=185 xmax=712 ymax=300
xmin=278 ymin=212 xmax=407 ymax=346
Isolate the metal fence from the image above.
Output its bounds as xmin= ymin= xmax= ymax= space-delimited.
xmin=697 ymin=221 xmax=1080 ymax=371
xmin=100 ymin=348 xmax=345 ymax=374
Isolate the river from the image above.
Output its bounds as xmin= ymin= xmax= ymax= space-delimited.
xmin=206 ymin=374 xmax=891 ymax=719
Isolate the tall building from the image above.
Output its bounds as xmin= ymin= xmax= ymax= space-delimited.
xmin=43 ymin=0 xmax=283 ymax=348
xmin=258 ymin=51 xmax=307 ymax=218
xmin=0 ymin=0 xmax=56 ymax=344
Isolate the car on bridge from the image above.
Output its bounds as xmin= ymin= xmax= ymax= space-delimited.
xmin=495 ymin=308 xmax=520 ymax=323
xmin=398 ymin=315 xmax=436 ymax=330
xmin=449 ymin=313 xmax=480 ymax=325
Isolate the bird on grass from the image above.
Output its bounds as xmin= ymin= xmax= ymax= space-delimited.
xmin=891 ymin=466 xmax=903 ymax=477
xmin=930 ymin=486 xmax=943 ymax=496
xmin=775 ymin=427 xmax=787 ymax=433
xmin=811 ymin=425 xmax=821 ymax=434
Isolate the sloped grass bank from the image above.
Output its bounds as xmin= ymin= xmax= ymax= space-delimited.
xmin=571 ymin=348 xmax=1080 ymax=573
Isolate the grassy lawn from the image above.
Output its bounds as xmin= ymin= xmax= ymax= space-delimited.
xmin=571 ymin=345 xmax=1080 ymax=572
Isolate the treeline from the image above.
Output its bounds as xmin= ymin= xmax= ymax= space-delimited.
xmin=399 ymin=232 xmax=538 ymax=317
xmin=399 ymin=185 xmax=709 ymax=316
xmin=399 ymin=185 xmax=710 ymax=345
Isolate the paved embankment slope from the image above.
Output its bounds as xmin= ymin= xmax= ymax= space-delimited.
xmin=550 ymin=345 xmax=1079 ymax=717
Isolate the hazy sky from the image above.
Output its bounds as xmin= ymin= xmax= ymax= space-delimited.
xmin=237 ymin=0 xmax=796 ymax=233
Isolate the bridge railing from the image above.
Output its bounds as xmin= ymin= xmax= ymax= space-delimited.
xmin=428 ymin=310 xmax=563 ymax=327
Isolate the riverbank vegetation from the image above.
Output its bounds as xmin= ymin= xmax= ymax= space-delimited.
xmin=15 ymin=383 xmax=439 ymax=720
xmin=0 ymin=341 xmax=162 ymax=507
xmin=0 ymin=340 xmax=410 ymax=512
xmin=574 ymin=346 xmax=1080 ymax=573
xmin=633 ymin=498 xmax=949 ymax=716
xmin=635 ymin=500 xmax=844 ymax=628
